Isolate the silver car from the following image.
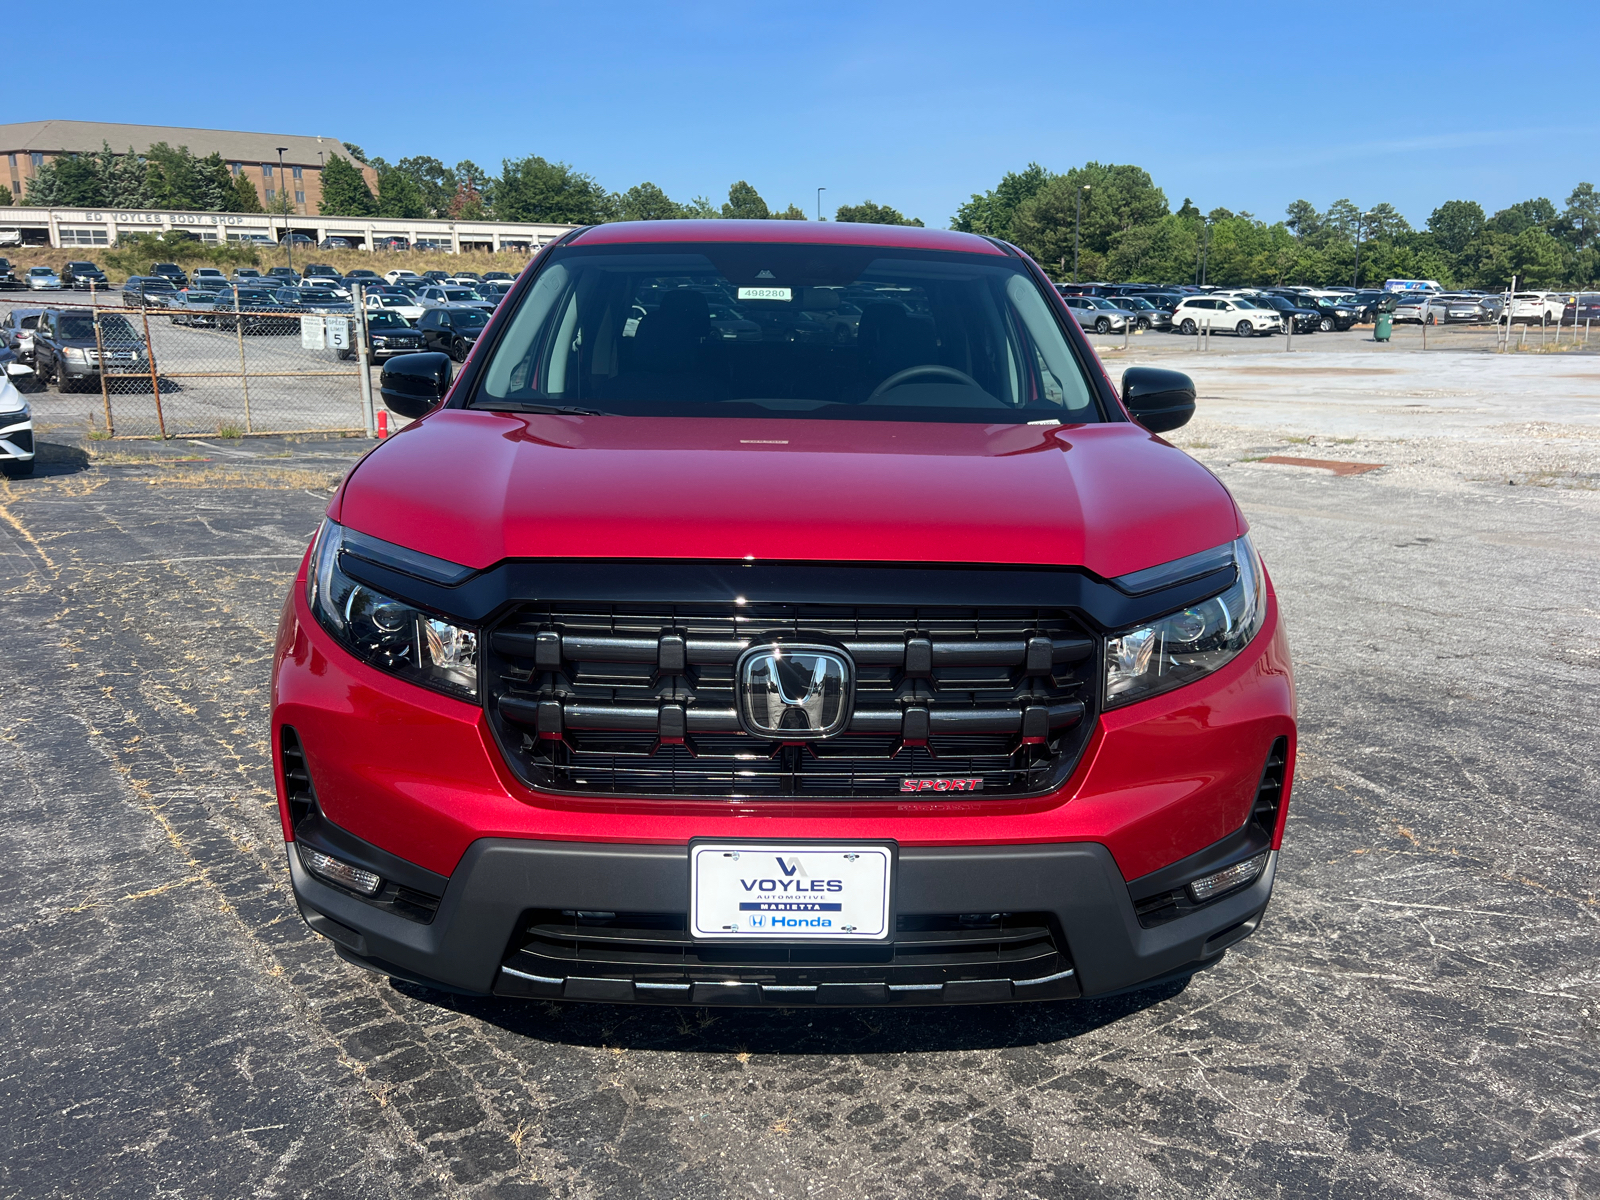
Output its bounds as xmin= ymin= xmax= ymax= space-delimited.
xmin=1060 ymin=294 xmax=1129 ymax=334
xmin=169 ymin=289 xmax=220 ymax=327
xmin=1 ymin=307 xmax=47 ymax=363
xmin=26 ymin=267 xmax=62 ymax=291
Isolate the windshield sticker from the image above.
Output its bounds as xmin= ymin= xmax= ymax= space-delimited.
xmin=737 ymin=286 xmax=792 ymax=302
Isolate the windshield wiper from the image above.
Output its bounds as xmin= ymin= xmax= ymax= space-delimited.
xmin=473 ymin=401 xmax=607 ymax=415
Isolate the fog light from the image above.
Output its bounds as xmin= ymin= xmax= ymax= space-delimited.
xmin=1187 ymin=852 xmax=1268 ymax=903
xmin=300 ymin=845 xmax=382 ymax=896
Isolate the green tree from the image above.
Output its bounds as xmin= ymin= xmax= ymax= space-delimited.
xmin=1105 ymin=214 xmax=1199 ymax=283
xmin=721 ymin=181 xmax=770 ymax=220
xmin=0 ymin=184 xmax=10 ymax=207
xmin=144 ymin=142 xmax=204 ymax=209
xmin=1559 ymin=182 xmax=1598 ymax=252
xmin=455 ymin=160 xmax=491 ymax=211
xmin=395 ymin=156 xmax=454 ymax=217
xmin=376 ymin=167 xmax=429 ymax=218
xmin=319 ymin=154 xmax=377 ymax=216
xmin=105 ymin=146 xmax=150 ymax=208
xmin=1284 ymin=199 xmax=1321 ymax=240
xmin=1488 ymin=198 xmax=1556 ymax=236
xmin=342 ymin=144 xmax=368 ymax=164
xmin=835 ymin=200 xmax=921 ymax=226
xmin=620 ymin=181 xmax=686 ymax=221
xmin=773 ymin=203 xmax=808 ymax=220
xmin=1363 ymin=202 xmax=1411 ymax=239
xmin=232 ymin=172 xmax=264 ymax=213
xmin=1427 ymin=200 xmax=1486 ymax=255
xmin=54 ymin=154 xmax=107 ymax=206
xmin=495 ymin=155 xmax=618 ymax=224
xmin=951 ymin=163 xmax=1051 ymax=239
xmin=1508 ymin=226 xmax=1565 ymax=285
xmin=23 ymin=159 xmax=61 ymax=204
xmin=1008 ymin=163 xmax=1169 ymax=273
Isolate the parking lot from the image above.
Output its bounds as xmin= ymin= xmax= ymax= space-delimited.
xmin=2 ymin=338 xmax=1598 ymax=1198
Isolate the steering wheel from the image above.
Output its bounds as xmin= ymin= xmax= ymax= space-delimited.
xmin=867 ymin=364 xmax=981 ymax=403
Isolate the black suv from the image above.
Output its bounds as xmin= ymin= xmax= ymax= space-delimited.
xmin=62 ymin=261 xmax=109 ymax=290
xmin=1250 ymin=293 xmax=1322 ymax=333
xmin=122 ymin=276 xmax=179 ymax=307
xmin=417 ymin=306 xmax=488 ymax=361
xmin=150 ymin=262 xmax=189 ymax=288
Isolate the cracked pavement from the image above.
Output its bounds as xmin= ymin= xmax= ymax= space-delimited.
xmin=2 ymin=350 xmax=1598 ymax=1198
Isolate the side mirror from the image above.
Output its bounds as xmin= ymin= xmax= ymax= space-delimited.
xmin=379 ymin=352 xmax=453 ymax=419
xmin=1121 ymin=367 xmax=1196 ymax=433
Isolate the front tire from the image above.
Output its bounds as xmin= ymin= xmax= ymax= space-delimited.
xmin=1180 ymin=319 xmax=1197 ymax=335
xmin=1136 ymin=317 xmax=1151 ymax=331
xmin=1094 ymin=317 xmax=1110 ymax=334
xmin=1319 ymin=316 xmax=1334 ymax=332
xmin=449 ymin=340 xmax=468 ymax=363
xmin=1236 ymin=321 xmax=1253 ymax=338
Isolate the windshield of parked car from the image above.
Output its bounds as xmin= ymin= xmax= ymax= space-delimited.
xmin=30 ymin=268 xmax=54 ymax=276
xmin=451 ymin=310 xmax=488 ymax=328
xmin=368 ymin=312 xmax=411 ymax=330
xmin=442 ymin=288 xmax=478 ymax=301
xmin=471 ymin=242 xmax=1103 ymax=423
xmin=59 ymin=313 xmax=137 ymax=340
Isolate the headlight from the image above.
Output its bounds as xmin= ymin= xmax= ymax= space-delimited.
xmin=0 ymin=403 xmax=28 ymax=423
xmin=307 ymin=520 xmax=479 ymax=700
xmin=63 ymin=347 xmax=87 ymax=362
xmin=1105 ymin=536 xmax=1267 ymax=708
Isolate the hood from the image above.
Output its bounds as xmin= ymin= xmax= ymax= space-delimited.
xmin=334 ymin=413 xmax=1244 ymax=580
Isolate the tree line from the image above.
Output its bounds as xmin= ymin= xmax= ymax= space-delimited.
xmin=953 ymin=163 xmax=1599 ymax=290
xmin=17 ymin=142 xmax=266 ymax=214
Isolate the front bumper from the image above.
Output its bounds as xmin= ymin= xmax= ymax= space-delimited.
xmin=289 ymin=825 xmax=1276 ymax=1003
xmin=0 ymin=417 xmax=35 ymax=460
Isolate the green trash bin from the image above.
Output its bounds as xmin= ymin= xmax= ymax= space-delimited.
xmin=1374 ymin=312 xmax=1393 ymax=342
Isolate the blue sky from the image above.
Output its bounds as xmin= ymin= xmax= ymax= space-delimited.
xmin=11 ymin=2 xmax=1597 ymax=227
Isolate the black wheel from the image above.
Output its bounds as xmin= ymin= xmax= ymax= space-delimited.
xmin=1136 ymin=318 xmax=1151 ymax=331
xmin=336 ymin=347 xmax=353 ymax=361
xmin=1319 ymin=316 xmax=1334 ymax=332
xmin=449 ymin=339 xmax=467 ymax=363
xmin=1179 ymin=319 xmax=1197 ymax=335
xmin=1 ymin=458 xmax=34 ymax=477
xmin=1094 ymin=317 xmax=1111 ymax=334
xmin=1236 ymin=320 xmax=1253 ymax=338
xmin=1426 ymin=314 xmax=1437 ymax=326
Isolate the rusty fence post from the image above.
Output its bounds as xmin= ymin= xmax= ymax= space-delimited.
xmin=92 ymin=307 xmax=114 ymax=437
xmin=139 ymin=306 xmax=167 ymax=439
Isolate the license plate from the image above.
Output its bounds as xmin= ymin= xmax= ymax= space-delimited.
xmin=690 ymin=843 xmax=892 ymax=941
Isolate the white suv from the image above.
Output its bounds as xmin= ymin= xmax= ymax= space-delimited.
xmin=1504 ymin=292 xmax=1566 ymax=324
xmin=1171 ymin=296 xmax=1281 ymax=337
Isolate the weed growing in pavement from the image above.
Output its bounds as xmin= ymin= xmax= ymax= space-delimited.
xmin=86 ymin=428 xmax=111 ymax=441
xmin=217 ymin=423 xmax=243 ymax=440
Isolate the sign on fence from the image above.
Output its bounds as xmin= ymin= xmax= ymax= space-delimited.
xmin=300 ymin=316 xmax=325 ymax=351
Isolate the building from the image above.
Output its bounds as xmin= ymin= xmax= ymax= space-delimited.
xmin=1 ymin=120 xmax=380 ymax=215
xmin=0 ymin=203 xmax=575 ymax=255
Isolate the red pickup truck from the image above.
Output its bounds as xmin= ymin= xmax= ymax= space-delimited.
xmin=271 ymin=220 xmax=1295 ymax=1007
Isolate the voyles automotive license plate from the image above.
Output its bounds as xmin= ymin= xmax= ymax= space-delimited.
xmin=690 ymin=843 xmax=892 ymax=941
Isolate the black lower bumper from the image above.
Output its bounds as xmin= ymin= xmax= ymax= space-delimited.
xmin=289 ymin=830 xmax=1274 ymax=1006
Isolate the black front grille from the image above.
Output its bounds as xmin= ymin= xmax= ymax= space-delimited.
xmin=484 ymin=601 xmax=1100 ymax=799
xmin=496 ymin=909 xmax=1078 ymax=1005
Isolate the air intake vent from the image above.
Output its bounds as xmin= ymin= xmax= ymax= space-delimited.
xmin=279 ymin=726 xmax=316 ymax=830
xmin=1252 ymin=737 xmax=1289 ymax=837
xmin=484 ymin=600 xmax=1099 ymax=800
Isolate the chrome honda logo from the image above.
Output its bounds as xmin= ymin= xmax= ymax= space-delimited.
xmin=736 ymin=644 xmax=854 ymax=739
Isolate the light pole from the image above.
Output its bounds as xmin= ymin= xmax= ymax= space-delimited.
xmin=1353 ymin=209 xmax=1375 ymax=288
xmin=276 ymin=147 xmax=292 ymax=271
xmin=1198 ymin=219 xmax=1212 ymax=286
xmin=1072 ymin=185 xmax=1090 ymax=283
xmin=816 ymin=187 xmax=826 ymax=222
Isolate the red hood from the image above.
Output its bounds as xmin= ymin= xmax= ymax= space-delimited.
xmin=333 ymin=412 xmax=1244 ymax=578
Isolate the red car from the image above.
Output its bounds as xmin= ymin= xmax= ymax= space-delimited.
xmin=272 ymin=220 xmax=1295 ymax=1006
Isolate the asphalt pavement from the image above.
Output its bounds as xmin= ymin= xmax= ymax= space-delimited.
xmin=1 ymin=347 xmax=1597 ymax=1198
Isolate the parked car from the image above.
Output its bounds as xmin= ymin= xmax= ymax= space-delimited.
xmin=32 ymin=309 xmax=150 ymax=393
xmin=421 ymin=270 xmax=452 ymax=284
xmin=279 ymin=233 xmax=315 ymax=247
xmin=169 ymin=289 xmax=220 ymax=326
xmin=416 ymin=305 xmax=488 ymax=360
xmin=384 ymin=269 xmax=422 ymax=284
xmin=1298 ymin=294 xmax=1360 ymax=332
xmin=150 ymin=262 xmax=189 ymax=288
xmin=1570 ymin=293 xmax=1600 ymax=326
xmin=375 ymin=236 xmax=410 ymax=251
xmin=26 ymin=267 xmax=63 ymax=291
xmin=344 ymin=269 xmax=384 ymax=288
xmin=448 ymin=272 xmax=484 ymax=285
xmin=317 ymin=237 xmax=354 ymax=250
xmin=0 ymin=350 xmax=33 ymax=475
xmin=417 ymin=286 xmax=495 ymax=314
xmin=1246 ymin=293 xmax=1321 ymax=333
xmin=276 ymin=287 xmax=354 ymax=313
xmin=1106 ymin=296 xmax=1173 ymax=332
xmin=232 ymin=268 xmax=266 ymax=283
xmin=476 ymin=281 xmax=516 ymax=308
xmin=191 ymin=267 xmax=230 ymax=291
xmin=1 ymin=308 xmax=48 ymax=363
xmin=266 ymin=267 xmax=302 ymax=286
xmin=121 ymin=276 xmax=178 ymax=307
xmin=210 ymin=288 xmax=297 ymax=334
xmin=1391 ymin=294 xmax=1434 ymax=324
xmin=303 ymin=263 xmax=342 ymax=280
xmin=0 ymin=259 xmax=19 ymax=290
xmin=481 ymin=271 xmax=515 ymax=283
xmin=1421 ymin=293 xmax=1497 ymax=325
xmin=1171 ymin=296 xmax=1281 ymax=336
xmin=1060 ymin=294 xmax=1128 ymax=334
xmin=344 ymin=310 xmax=426 ymax=360
xmin=364 ymin=293 xmax=425 ymax=322
xmin=1502 ymin=292 xmax=1567 ymax=324
xmin=61 ymin=261 xmax=109 ymax=290
xmin=282 ymin=221 xmax=1296 ymax=1006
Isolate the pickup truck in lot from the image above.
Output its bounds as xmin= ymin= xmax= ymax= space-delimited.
xmin=273 ymin=221 xmax=1296 ymax=1008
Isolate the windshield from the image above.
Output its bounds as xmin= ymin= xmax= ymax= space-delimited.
xmin=471 ymin=243 xmax=1102 ymax=423
xmin=299 ymin=291 xmax=338 ymax=301
xmin=443 ymin=288 xmax=478 ymax=301
xmin=452 ymin=310 xmax=489 ymax=328
xmin=30 ymin=268 xmax=54 ymax=276
xmin=368 ymin=312 xmax=411 ymax=330
xmin=377 ymin=296 xmax=410 ymax=306
xmin=60 ymin=314 xmax=137 ymax=340
xmin=1232 ymin=298 xmax=1260 ymax=309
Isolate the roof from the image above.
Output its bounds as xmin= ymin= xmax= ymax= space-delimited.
xmin=0 ymin=120 xmax=365 ymax=167
xmin=572 ymin=219 xmax=1006 ymax=255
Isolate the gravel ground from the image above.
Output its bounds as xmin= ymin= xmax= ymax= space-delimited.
xmin=1 ymin=343 xmax=1597 ymax=1198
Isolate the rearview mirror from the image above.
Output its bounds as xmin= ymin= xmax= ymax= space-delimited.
xmin=379 ymin=352 xmax=453 ymax=419
xmin=1120 ymin=367 xmax=1196 ymax=433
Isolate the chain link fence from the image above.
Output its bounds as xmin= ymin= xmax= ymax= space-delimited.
xmin=29 ymin=291 xmax=377 ymax=438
